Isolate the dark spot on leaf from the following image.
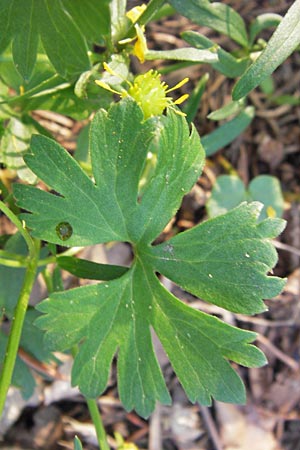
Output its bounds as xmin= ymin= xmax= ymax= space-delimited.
xmin=56 ymin=222 xmax=73 ymax=241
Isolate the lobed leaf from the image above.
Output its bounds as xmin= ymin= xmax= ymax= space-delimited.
xmin=143 ymin=203 xmax=286 ymax=315
xmin=14 ymin=99 xmax=204 ymax=246
xmin=15 ymin=98 xmax=285 ymax=417
xmin=36 ymin=257 xmax=267 ymax=416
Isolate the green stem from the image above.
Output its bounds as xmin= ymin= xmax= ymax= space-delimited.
xmin=71 ymin=347 xmax=110 ymax=450
xmin=0 ymin=201 xmax=40 ymax=415
xmin=87 ymin=399 xmax=110 ymax=450
xmin=0 ymin=246 xmax=84 ymax=269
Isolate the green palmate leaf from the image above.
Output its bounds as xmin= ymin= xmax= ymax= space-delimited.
xmin=14 ymin=98 xmax=285 ymax=417
xmin=14 ymin=100 xmax=203 ymax=246
xmin=0 ymin=0 xmax=97 ymax=80
xmin=145 ymin=202 xmax=285 ymax=315
xmin=169 ymin=0 xmax=248 ymax=47
xmin=233 ymin=0 xmax=300 ymax=100
xmin=207 ymin=175 xmax=284 ymax=221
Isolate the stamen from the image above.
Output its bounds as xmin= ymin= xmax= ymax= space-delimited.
xmin=174 ymin=94 xmax=189 ymax=105
xmin=166 ymin=77 xmax=189 ymax=93
xmin=103 ymin=62 xmax=116 ymax=76
xmin=95 ymin=80 xmax=122 ymax=96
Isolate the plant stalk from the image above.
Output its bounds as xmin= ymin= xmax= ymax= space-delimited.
xmin=71 ymin=346 xmax=110 ymax=450
xmin=87 ymin=398 xmax=110 ymax=450
xmin=0 ymin=200 xmax=40 ymax=415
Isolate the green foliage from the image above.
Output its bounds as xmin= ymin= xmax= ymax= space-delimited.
xmin=0 ymin=0 xmax=111 ymax=81
xmin=233 ymin=0 xmax=300 ymax=99
xmin=207 ymin=175 xmax=284 ymax=221
xmin=0 ymin=308 xmax=55 ymax=398
xmin=0 ymin=0 xmax=294 ymax=444
xmin=169 ymin=0 xmax=248 ymax=47
xmin=202 ymin=106 xmax=255 ymax=156
xmin=73 ymin=436 xmax=83 ymax=450
xmin=182 ymin=31 xmax=248 ymax=78
xmin=0 ymin=233 xmax=27 ymax=315
xmin=13 ymin=99 xmax=285 ymax=418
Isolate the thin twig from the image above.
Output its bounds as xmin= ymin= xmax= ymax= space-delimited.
xmin=257 ymin=334 xmax=300 ymax=372
xmin=273 ymin=240 xmax=300 ymax=257
xmin=199 ymin=405 xmax=223 ymax=450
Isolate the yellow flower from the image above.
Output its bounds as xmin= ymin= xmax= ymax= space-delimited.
xmin=95 ymin=65 xmax=189 ymax=119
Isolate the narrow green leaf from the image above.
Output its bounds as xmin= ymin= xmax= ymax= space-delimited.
xmin=62 ymin=0 xmax=111 ymax=42
xmin=183 ymin=73 xmax=209 ymax=124
xmin=57 ymin=256 xmax=128 ymax=281
xmin=145 ymin=47 xmax=218 ymax=63
xmin=169 ymin=0 xmax=248 ymax=47
xmin=272 ymin=94 xmax=300 ymax=106
xmin=233 ymin=0 xmax=300 ymax=100
xmin=12 ymin=0 xmax=38 ymax=81
xmin=37 ymin=0 xmax=91 ymax=78
xmin=0 ymin=0 xmax=13 ymax=54
xmin=73 ymin=436 xmax=83 ymax=450
xmin=182 ymin=31 xmax=249 ymax=78
xmin=207 ymin=99 xmax=245 ymax=121
xmin=249 ymin=13 xmax=282 ymax=45
xmin=202 ymin=106 xmax=255 ymax=156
